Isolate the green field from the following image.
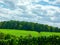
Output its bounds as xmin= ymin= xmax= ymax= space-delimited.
xmin=0 ymin=29 xmax=39 ymax=37
xmin=0 ymin=29 xmax=60 ymax=37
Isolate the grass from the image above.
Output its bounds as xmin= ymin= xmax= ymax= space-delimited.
xmin=40 ymin=32 xmax=60 ymax=37
xmin=0 ymin=29 xmax=39 ymax=37
xmin=0 ymin=29 xmax=60 ymax=37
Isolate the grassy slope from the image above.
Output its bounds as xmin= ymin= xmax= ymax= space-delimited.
xmin=0 ymin=29 xmax=60 ymax=37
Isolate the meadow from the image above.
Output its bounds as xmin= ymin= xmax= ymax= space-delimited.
xmin=0 ymin=29 xmax=60 ymax=37
xmin=0 ymin=29 xmax=39 ymax=37
xmin=0 ymin=29 xmax=60 ymax=45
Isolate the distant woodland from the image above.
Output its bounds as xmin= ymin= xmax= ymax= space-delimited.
xmin=0 ymin=20 xmax=60 ymax=32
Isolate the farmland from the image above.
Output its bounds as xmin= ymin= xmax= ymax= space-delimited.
xmin=0 ymin=29 xmax=60 ymax=37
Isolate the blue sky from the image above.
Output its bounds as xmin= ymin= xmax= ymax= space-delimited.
xmin=0 ymin=0 xmax=60 ymax=27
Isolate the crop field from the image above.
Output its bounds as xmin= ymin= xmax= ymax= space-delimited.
xmin=0 ymin=29 xmax=60 ymax=37
xmin=0 ymin=29 xmax=60 ymax=45
xmin=0 ymin=29 xmax=39 ymax=37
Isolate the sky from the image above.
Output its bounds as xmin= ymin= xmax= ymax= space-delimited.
xmin=0 ymin=0 xmax=60 ymax=28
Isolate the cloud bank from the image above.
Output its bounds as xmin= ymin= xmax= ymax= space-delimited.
xmin=0 ymin=0 xmax=60 ymax=27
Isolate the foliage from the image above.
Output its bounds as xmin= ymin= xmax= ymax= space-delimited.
xmin=0 ymin=33 xmax=60 ymax=45
xmin=0 ymin=20 xmax=60 ymax=32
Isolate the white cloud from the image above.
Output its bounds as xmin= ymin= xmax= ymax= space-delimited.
xmin=50 ymin=16 xmax=56 ymax=21
xmin=0 ymin=0 xmax=60 ymax=27
xmin=43 ymin=0 xmax=60 ymax=5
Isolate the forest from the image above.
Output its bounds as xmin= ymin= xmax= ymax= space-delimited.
xmin=0 ymin=20 xmax=60 ymax=32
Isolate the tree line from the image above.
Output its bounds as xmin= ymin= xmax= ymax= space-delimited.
xmin=0 ymin=32 xmax=60 ymax=45
xmin=0 ymin=20 xmax=60 ymax=32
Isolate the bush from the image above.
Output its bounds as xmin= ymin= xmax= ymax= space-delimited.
xmin=0 ymin=33 xmax=60 ymax=45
